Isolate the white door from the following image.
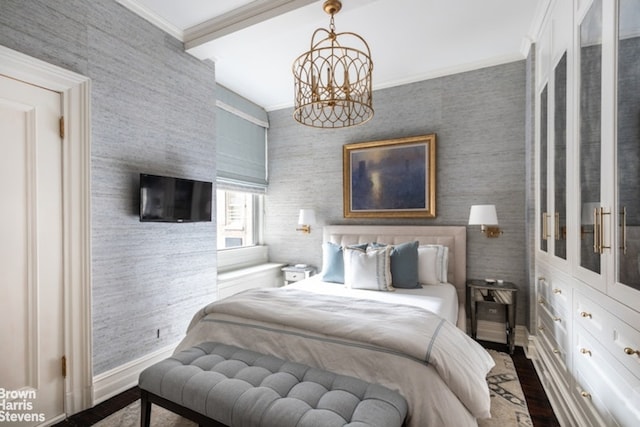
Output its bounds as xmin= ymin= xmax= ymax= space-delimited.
xmin=0 ymin=75 xmax=64 ymax=425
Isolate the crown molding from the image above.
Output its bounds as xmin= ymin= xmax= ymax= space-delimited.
xmin=115 ymin=0 xmax=184 ymax=41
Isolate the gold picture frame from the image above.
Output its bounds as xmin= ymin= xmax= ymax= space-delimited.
xmin=343 ymin=134 xmax=436 ymax=218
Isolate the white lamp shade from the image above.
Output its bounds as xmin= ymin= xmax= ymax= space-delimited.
xmin=468 ymin=205 xmax=498 ymax=225
xmin=298 ymin=209 xmax=316 ymax=225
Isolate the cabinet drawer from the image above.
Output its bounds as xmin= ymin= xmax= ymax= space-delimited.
xmin=538 ymin=275 xmax=570 ymax=316
xmin=574 ymin=291 xmax=609 ymax=346
xmin=575 ymin=326 xmax=640 ymax=427
xmin=536 ymin=319 xmax=570 ymax=386
xmin=538 ymin=301 xmax=569 ymax=352
xmin=285 ymin=271 xmax=306 ymax=281
xmin=575 ymin=291 xmax=640 ymax=379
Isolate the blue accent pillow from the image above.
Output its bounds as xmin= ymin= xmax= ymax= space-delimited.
xmin=321 ymin=242 xmax=344 ymax=283
xmin=321 ymin=242 xmax=368 ymax=283
xmin=389 ymin=241 xmax=420 ymax=289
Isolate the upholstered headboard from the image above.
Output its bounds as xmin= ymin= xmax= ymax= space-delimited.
xmin=323 ymin=225 xmax=467 ymax=330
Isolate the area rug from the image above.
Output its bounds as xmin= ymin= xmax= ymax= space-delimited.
xmin=95 ymin=350 xmax=531 ymax=427
xmin=479 ymin=349 xmax=533 ymax=427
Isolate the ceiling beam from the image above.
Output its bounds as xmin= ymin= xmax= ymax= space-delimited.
xmin=185 ymin=0 xmax=317 ymax=58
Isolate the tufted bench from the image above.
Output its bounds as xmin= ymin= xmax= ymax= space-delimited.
xmin=138 ymin=342 xmax=408 ymax=427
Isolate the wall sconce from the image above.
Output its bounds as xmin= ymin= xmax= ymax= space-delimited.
xmin=468 ymin=204 xmax=502 ymax=237
xmin=297 ymin=209 xmax=316 ymax=234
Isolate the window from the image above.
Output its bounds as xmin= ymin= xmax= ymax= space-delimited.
xmin=216 ymin=189 xmax=262 ymax=249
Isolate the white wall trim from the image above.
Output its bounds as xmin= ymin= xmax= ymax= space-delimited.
xmin=92 ymin=342 xmax=178 ymax=404
xmin=0 ymin=45 xmax=93 ymax=415
xmin=115 ymin=0 xmax=184 ymax=41
xmin=216 ymin=99 xmax=269 ymax=128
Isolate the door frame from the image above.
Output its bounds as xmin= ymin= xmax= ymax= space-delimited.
xmin=0 ymin=45 xmax=92 ymax=415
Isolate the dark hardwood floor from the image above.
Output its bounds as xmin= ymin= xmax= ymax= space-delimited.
xmin=55 ymin=342 xmax=560 ymax=427
xmin=480 ymin=341 xmax=560 ymax=427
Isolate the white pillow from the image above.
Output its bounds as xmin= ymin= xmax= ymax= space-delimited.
xmin=433 ymin=244 xmax=449 ymax=283
xmin=343 ymin=245 xmax=394 ymax=291
xmin=417 ymin=246 xmax=440 ymax=285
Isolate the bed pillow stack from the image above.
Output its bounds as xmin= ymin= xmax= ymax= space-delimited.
xmin=320 ymin=241 xmax=449 ymax=290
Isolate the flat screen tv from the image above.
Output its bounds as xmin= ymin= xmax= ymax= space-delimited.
xmin=139 ymin=173 xmax=212 ymax=222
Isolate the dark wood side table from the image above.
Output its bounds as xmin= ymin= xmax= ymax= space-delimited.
xmin=467 ymin=279 xmax=518 ymax=354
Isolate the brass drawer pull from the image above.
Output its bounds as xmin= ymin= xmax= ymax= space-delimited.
xmin=624 ymin=347 xmax=640 ymax=357
xmin=539 ymin=298 xmax=545 ymax=305
xmin=581 ymin=391 xmax=592 ymax=399
xmin=553 ymin=317 xmax=561 ymax=322
xmin=580 ymin=348 xmax=592 ymax=357
xmin=553 ymin=288 xmax=562 ymax=294
xmin=580 ymin=311 xmax=592 ymax=319
xmin=553 ymin=348 xmax=560 ymax=354
xmin=538 ymin=326 xmax=544 ymax=332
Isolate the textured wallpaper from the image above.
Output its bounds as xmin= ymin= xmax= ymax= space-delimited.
xmin=265 ymin=61 xmax=531 ymax=327
xmin=0 ymin=0 xmax=218 ymax=375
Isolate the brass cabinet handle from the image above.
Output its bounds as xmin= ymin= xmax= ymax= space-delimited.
xmin=538 ymin=298 xmax=545 ymax=305
xmin=553 ymin=288 xmax=562 ymax=294
xmin=594 ymin=207 xmax=611 ymax=254
xmin=581 ymin=391 xmax=592 ymax=399
xmin=538 ymin=276 xmax=546 ymax=281
xmin=542 ymin=212 xmax=550 ymax=241
xmin=621 ymin=207 xmax=627 ymax=255
xmin=580 ymin=311 xmax=592 ymax=319
xmin=593 ymin=207 xmax=599 ymax=253
xmin=624 ymin=347 xmax=640 ymax=357
xmin=553 ymin=317 xmax=561 ymax=322
xmin=580 ymin=348 xmax=592 ymax=357
xmin=553 ymin=348 xmax=560 ymax=354
xmin=538 ymin=326 xmax=544 ymax=332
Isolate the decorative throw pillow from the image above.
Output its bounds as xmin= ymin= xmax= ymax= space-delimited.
xmin=343 ymin=245 xmax=393 ymax=291
xmin=388 ymin=241 xmax=420 ymax=289
xmin=420 ymin=244 xmax=449 ymax=283
xmin=417 ymin=245 xmax=440 ymax=286
xmin=320 ymin=242 xmax=345 ymax=283
xmin=321 ymin=242 xmax=368 ymax=283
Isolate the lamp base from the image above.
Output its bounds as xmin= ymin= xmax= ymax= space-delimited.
xmin=482 ymin=226 xmax=502 ymax=238
xmin=296 ymin=225 xmax=311 ymax=234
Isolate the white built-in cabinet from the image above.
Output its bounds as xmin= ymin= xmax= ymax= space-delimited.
xmin=534 ymin=1 xmax=640 ymax=426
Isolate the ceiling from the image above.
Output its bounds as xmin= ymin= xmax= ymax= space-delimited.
xmin=117 ymin=0 xmax=546 ymax=111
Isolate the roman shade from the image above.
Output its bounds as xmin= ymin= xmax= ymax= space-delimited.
xmin=216 ymin=85 xmax=269 ymax=192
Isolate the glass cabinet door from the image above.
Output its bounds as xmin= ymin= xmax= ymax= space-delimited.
xmin=554 ymin=53 xmax=567 ymax=260
xmin=616 ymin=0 xmax=640 ymax=290
xmin=578 ymin=0 xmax=602 ymax=275
xmin=540 ymin=85 xmax=549 ymax=253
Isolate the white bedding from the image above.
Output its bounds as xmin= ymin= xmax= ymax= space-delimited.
xmin=175 ymin=286 xmax=494 ymax=427
xmin=287 ymin=275 xmax=460 ymax=324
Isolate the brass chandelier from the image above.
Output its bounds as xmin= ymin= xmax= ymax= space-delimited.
xmin=292 ymin=0 xmax=373 ymax=128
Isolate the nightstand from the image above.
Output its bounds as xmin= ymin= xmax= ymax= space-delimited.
xmin=281 ymin=265 xmax=316 ymax=285
xmin=467 ymin=279 xmax=518 ymax=354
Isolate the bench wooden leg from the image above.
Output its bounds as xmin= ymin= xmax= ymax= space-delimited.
xmin=139 ymin=389 xmax=228 ymax=427
xmin=140 ymin=389 xmax=152 ymax=427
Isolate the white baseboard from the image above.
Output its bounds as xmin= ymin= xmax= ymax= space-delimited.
xmin=92 ymin=342 xmax=179 ymax=404
xmin=476 ymin=320 xmax=529 ymax=349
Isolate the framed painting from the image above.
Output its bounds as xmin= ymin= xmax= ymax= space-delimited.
xmin=343 ymin=134 xmax=436 ymax=218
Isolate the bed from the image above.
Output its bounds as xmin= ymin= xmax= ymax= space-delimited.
xmin=174 ymin=225 xmax=494 ymax=426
